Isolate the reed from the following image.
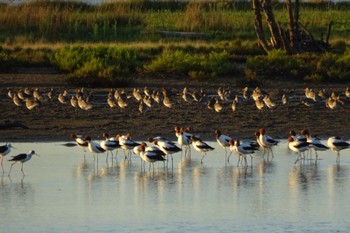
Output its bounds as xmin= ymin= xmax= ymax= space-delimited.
xmin=0 ymin=0 xmax=349 ymax=43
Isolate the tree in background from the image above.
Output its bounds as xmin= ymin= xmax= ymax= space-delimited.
xmin=253 ymin=0 xmax=332 ymax=54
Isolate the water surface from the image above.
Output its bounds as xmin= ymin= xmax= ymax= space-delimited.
xmin=1 ymin=141 xmax=350 ymax=232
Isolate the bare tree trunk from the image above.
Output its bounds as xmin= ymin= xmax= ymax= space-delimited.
xmin=252 ymin=0 xmax=329 ymax=54
xmin=252 ymin=0 xmax=270 ymax=53
xmin=294 ymin=0 xmax=301 ymax=52
xmin=261 ymin=0 xmax=283 ymax=49
xmin=286 ymin=0 xmax=295 ymax=49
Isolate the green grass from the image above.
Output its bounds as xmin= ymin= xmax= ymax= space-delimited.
xmin=0 ymin=0 xmax=349 ymax=43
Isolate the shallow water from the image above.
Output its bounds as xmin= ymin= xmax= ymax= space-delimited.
xmin=1 ymin=141 xmax=350 ymax=233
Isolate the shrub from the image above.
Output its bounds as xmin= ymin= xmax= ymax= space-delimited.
xmin=246 ymin=49 xmax=302 ymax=78
xmin=51 ymin=45 xmax=143 ymax=86
xmin=144 ymin=49 xmax=230 ymax=78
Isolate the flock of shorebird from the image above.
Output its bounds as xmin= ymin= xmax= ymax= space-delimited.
xmin=68 ymin=127 xmax=350 ymax=171
xmin=1 ymin=127 xmax=349 ymax=175
xmin=2 ymin=84 xmax=350 ymax=175
xmin=4 ymin=85 xmax=350 ymax=113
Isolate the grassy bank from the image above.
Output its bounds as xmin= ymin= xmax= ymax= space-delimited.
xmin=0 ymin=0 xmax=349 ymax=86
xmin=0 ymin=0 xmax=349 ymax=43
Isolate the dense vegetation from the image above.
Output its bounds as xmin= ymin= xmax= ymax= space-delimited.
xmin=0 ymin=0 xmax=349 ymax=86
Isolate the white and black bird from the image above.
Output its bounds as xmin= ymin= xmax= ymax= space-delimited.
xmin=84 ymin=136 xmax=106 ymax=161
xmin=0 ymin=143 xmax=15 ymax=172
xmin=228 ymin=139 xmax=259 ymax=166
xmin=288 ymin=136 xmax=311 ymax=164
xmin=70 ymin=134 xmax=88 ymax=154
xmin=8 ymin=150 xmax=39 ymax=176
xmin=327 ymin=136 xmax=350 ymax=163
xmin=139 ymin=142 xmax=166 ymax=172
xmin=191 ymin=136 xmax=215 ymax=163
xmin=100 ymin=133 xmax=121 ymax=162
xmin=215 ymin=129 xmax=232 ymax=161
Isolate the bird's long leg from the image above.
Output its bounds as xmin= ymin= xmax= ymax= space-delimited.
xmin=315 ymin=150 xmax=318 ymax=166
xmin=140 ymin=158 xmax=143 ymax=171
xmin=337 ymin=152 xmax=340 ymax=164
xmin=244 ymin=156 xmax=248 ymax=167
xmin=294 ymin=153 xmax=301 ymax=164
xmin=171 ymin=154 xmax=174 ymax=170
xmin=1 ymin=156 xmax=4 ymax=173
xmin=8 ymin=163 xmax=14 ymax=176
xmin=250 ymin=155 xmax=254 ymax=167
xmin=237 ymin=156 xmax=241 ymax=167
xmin=111 ymin=151 xmax=114 ymax=166
xmin=21 ymin=163 xmax=25 ymax=176
xmin=201 ymin=153 xmax=206 ymax=164
xmin=227 ymin=151 xmax=233 ymax=163
xmin=187 ymin=145 xmax=191 ymax=159
xmin=262 ymin=148 xmax=266 ymax=160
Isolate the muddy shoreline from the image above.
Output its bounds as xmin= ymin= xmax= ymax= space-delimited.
xmin=1 ymin=70 xmax=350 ymax=143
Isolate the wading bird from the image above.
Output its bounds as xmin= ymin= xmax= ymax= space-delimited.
xmin=8 ymin=150 xmax=39 ymax=176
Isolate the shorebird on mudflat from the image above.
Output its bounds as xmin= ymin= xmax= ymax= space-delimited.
xmin=288 ymin=136 xmax=310 ymax=165
xmin=8 ymin=150 xmax=39 ymax=176
xmin=304 ymin=88 xmax=317 ymax=102
xmin=47 ymin=88 xmax=55 ymax=101
xmin=58 ymin=90 xmax=68 ymax=104
xmin=0 ymin=143 xmax=15 ymax=172
xmin=17 ymin=89 xmax=31 ymax=100
xmin=231 ymin=100 xmax=237 ymax=112
xmin=191 ymin=136 xmax=214 ymax=163
xmin=161 ymin=88 xmax=173 ymax=109
xmin=326 ymin=97 xmax=337 ymax=109
xmin=25 ymin=98 xmax=40 ymax=111
xmin=77 ymin=96 xmax=92 ymax=110
xmin=7 ymin=88 xmax=14 ymax=99
xmin=33 ymin=88 xmax=44 ymax=101
xmin=255 ymin=97 xmax=264 ymax=110
xmin=12 ymin=94 xmax=23 ymax=107
xmin=327 ymin=136 xmax=350 ymax=163
xmin=70 ymin=96 xmax=78 ymax=110
xmin=182 ymin=87 xmax=193 ymax=103
xmin=345 ymin=87 xmax=350 ymax=98
xmin=263 ymin=95 xmax=276 ymax=109
xmin=214 ymin=98 xmax=223 ymax=113
xmin=133 ymin=88 xmax=143 ymax=102
xmin=215 ymin=129 xmax=232 ymax=162
xmin=281 ymin=94 xmax=288 ymax=105
xmin=143 ymin=95 xmax=153 ymax=108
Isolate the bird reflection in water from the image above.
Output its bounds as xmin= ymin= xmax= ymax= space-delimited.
xmin=327 ymin=164 xmax=348 ymax=184
xmin=289 ymin=165 xmax=320 ymax=193
xmin=257 ymin=160 xmax=276 ymax=177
